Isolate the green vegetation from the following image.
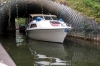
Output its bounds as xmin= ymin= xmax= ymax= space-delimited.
xmin=15 ymin=18 xmax=26 ymax=26
xmin=55 ymin=0 xmax=100 ymax=23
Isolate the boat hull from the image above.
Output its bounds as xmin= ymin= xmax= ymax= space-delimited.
xmin=26 ymin=29 xmax=68 ymax=43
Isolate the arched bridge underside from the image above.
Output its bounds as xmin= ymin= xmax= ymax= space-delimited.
xmin=0 ymin=0 xmax=100 ymax=40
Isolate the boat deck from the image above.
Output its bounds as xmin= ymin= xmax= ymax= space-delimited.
xmin=0 ymin=44 xmax=16 ymax=66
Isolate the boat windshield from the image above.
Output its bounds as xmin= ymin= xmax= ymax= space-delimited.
xmin=52 ymin=16 xmax=58 ymax=20
xmin=44 ymin=16 xmax=52 ymax=20
xmin=44 ymin=16 xmax=58 ymax=20
xmin=32 ymin=15 xmax=58 ymax=20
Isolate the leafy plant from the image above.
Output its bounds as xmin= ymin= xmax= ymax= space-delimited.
xmin=82 ymin=21 xmax=89 ymax=37
xmin=15 ymin=18 xmax=26 ymax=25
xmin=56 ymin=0 xmax=100 ymax=23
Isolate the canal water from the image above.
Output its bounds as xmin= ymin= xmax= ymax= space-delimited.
xmin=0 ymin=30 xmax=100 ymax=66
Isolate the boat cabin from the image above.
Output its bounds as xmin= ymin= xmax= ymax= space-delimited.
xmin=26 ymin=14 xmax=66 ymax=29
xmin=28 ymin=14 xmax=59 ymax=23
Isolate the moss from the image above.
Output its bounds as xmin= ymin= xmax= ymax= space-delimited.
xmin=54 ymin=0 xmax=100 ymax=22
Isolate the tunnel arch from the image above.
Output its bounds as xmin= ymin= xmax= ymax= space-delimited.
xmin=0 ymin=0 xmax=67 ymax=33
xmin=0 ymin=0 xmax=51 ymax=33
xmin=0 ymin=0 xmax=100 ymax=40
xmin=0 ymin=0 xmax=87 ymax=33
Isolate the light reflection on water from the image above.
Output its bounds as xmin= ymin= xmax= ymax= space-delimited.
xmin=0 ymin=30 xmax=100 ymax=66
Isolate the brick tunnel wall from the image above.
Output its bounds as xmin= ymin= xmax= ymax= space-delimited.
xmin=0 ymin=0 xmax=100 ymax=40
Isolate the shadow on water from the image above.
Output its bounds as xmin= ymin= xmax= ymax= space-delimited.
xmin=63 ymin=36 xmax=100 ymax=66
xmin=0 ymin=31 xmax=34 ymax=66
xmin=0 ymin=30 xmax=100 ymax=66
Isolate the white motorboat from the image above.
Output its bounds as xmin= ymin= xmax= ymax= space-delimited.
xmin=26 ymin=14 xmax=72 ymax=43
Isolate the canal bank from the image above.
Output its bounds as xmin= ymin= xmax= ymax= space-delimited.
xmin=67 ymin=34 xmax=98 ymax=42
xmin=67 ymin=29 xmax=100 ymax=42
xmin=0 ymin=43 xmax=16 ymax=66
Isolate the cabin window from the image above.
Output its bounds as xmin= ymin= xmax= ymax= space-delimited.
xmin=44 ymin=16 xmax=58 ymax=20
xmin=30 ymin=24 xmax=37 ymax=28
xmin=44 ymin=16 xmax=52 ymax=20
xmin=52 ymin=16 xmax=58 ymax=20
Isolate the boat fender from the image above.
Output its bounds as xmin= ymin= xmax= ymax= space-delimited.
xmin=36 ymin=17 xmax=42 ymax=21
xmin=59 ymin=18 xmax=63 ymax=21
xmin=65 ymin=29 xmax=69 ymax=32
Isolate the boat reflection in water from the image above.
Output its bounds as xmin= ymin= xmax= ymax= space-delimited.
xmin=27 ymin=38 xmax=71 ymax=66
xmin=16 ymin=30 xmax=26 ymax=47
xmin=15 ymin=30 xmax=100 ymax=66
xmin=0 ymin=30 xmax=72 ymax=66
xmin=15 ymin=30 xmax=71 ymax=66
xmin=32 ymin=53 xmax=67 ymax=66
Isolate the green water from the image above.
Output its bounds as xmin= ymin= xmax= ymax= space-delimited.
xmin=0 ymin=30 xmax=100 ymax=66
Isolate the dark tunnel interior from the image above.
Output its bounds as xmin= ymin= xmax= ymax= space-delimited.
xmin=1 ymin=0 xmax=98 ymax=35
xmin=0 ymin=0 xmax=62 ymax=34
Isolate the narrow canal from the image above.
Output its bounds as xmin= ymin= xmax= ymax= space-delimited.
xmin=0 ymin=30 xmax=100 ymax=66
